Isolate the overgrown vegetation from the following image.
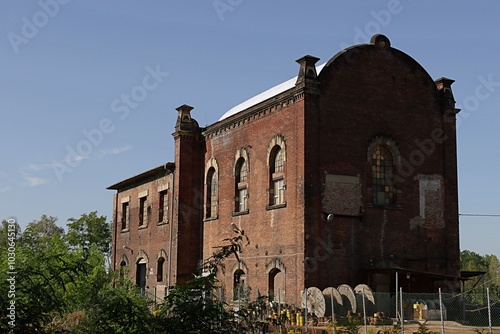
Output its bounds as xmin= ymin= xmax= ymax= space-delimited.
xmin=0 ymin=213 xmax=269 ymax=333
xmin=414 ymin=321 xmax=438 ymax=334
xmin=333 ymin=316 xmax=362 ymax=334
xmin=374 ymin=326 xmax=401 ymax=334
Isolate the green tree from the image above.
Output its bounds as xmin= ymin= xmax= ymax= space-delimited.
xmin=461 ymin=250 xmax=488 ymax=272
xmin=73 ymin=271 xmax=153 ymax=334
xmin=21 ymin=215 xmax=65 ymax=248
xmin=0 ymin=213 xmax=113 ymax=333
xmin=461 ymin=250 xmax=500 ymax=300
xmin=1 ymin=233 xmax=90 ymax=333
xmin=65 ymin=211 xmax=111 ymax=254
xmin=0 ymin=219 xmax=21 ymax=248
xmin=461 ymin=250 xmax=488 ymax=296
xmin=485 ymin=254 xmax=500 ymax=295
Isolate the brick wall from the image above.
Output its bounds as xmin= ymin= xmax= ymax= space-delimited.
xmin=110 ymin=168 xmax=174 ymax=299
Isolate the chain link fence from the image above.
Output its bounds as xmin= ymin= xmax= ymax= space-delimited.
xmin=246 ymin=287 xmax=500 ymax=333
xmin=321 ymin=288 xmax=500 ymax=333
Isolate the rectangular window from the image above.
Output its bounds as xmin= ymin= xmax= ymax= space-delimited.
xmin=273 ymin=179 xmax=284 ymax=205
xmin=275 ymin=150 xmax=284 ymax=173
xmin=210 ymin=178 xmax=218 ymax=218
xmin=121 ymin=202 xmax=129 ymax=230
xmin=158 ymin=190 xmax=168 ymax=223
xmin=139 ymin=196 xmax=147 ymax=227
xmin=238 ymin=188 xmax=248 ymax=212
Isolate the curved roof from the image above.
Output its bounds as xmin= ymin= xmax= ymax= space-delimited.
xmin=318 ymin=34 xmax=437 ymax=90
xmin=218 ymin=35 xmax=438 ymax=122
xmin=218 ymin=62 xmax=326 ymax=121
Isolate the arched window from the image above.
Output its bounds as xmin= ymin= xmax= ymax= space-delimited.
xmin=206 ymin=167 xmax=218 ymax=218
xmin=119 ymin=260 xmax=127 ymax=278
xmin=136 ymin=258 xmax=147 ymax=294
xmin=371 ymin=145 xmax=395 ymax=206
xmin=119 ymin=254 xmax=129 ymax=278
xmin=267 ymin=135 xmax=286 ymax=208
xmin=266 ymin=258 xmax=286 ymax=302
xmin=233 ymin=269 xmax=246 ymax=301
xmin=157 ymin=257 xmax=165 ymax=282
xmin=235 ymin=158 xmax=248 ymax=213
xmin=269 ymin=146 xmax=285 ymax=206
xmin=268 ymin=268 xmax=281 ymax=302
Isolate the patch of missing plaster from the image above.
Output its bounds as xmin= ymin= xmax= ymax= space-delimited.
xmin=323 ymin=174 xmax=362 ymax=216
xmin=409 ymin=174 xmax=445 ymax=230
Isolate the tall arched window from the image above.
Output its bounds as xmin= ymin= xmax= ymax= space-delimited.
xmin=119 ymin=254 xmax=129 ymax=278
xmin=206 ymin=167 xmax=218 ymax=218
xmin=269 ymin=146 xmax=285 ymax=206
xmin=266 ymin=258 xmax=286 ymax=302
xmin=268 ymin=268 xmax=281 ymax=302
xmin=136 ymin=258 xmax=147 ymax=294
xmin=233 ymin=269 xmax=246 ymax=301
xmin=235 ymin=158 xmax=248 ymax=213
xmin=119 ymin=260 xmax=127 ymax=278
xmin=157 ymin=257 xmax=165 ymax=282
xmin=371 ymin=145 xmax=395 ymax=206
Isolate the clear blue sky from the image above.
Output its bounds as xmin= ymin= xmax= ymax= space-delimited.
xmin=1 ymin=1 xmax=499 ymax=258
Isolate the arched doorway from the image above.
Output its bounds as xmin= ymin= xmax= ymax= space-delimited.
xmin=268 ymin=268 xmax=282 ymax=302
xmin=136 ymin=258 xmax=147 ymax=294
xmin=266 ymin=258 xmax=286 ymax=303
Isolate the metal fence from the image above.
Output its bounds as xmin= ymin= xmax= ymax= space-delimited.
xmin=392 ymin=288 xmax=500 ymax=333
xmin=149 ymin=284 xmax=500 ymax=333
xmin=328 ymin=288 xmax=500 ymax=333
xmin=266 ymin=288 xmax=500 ymax=333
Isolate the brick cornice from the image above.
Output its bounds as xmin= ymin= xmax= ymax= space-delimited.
xmin=203 ymin=87 xmax=309 ymax=139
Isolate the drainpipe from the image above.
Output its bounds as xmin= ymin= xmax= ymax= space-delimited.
xmin=167 ymin=168 xmax=175 ymax=294
xmin=112 ymin=193 xmax=118 ymax=272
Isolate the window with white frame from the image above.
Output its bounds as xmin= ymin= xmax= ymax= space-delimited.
xmin=139 ymin=195 xmax=148 ymax=227
xmin=206 ymin=167 xmax=218 ymax=218
xmin=158 ymin=190 xmax=168 ymax=223
xmin=235 ymin=157 xmax=248 ymax=213
xmin=269 ymin=146 xmax=285 ymax=206
xmin=121 ymin=201 xmax=129 ymax=230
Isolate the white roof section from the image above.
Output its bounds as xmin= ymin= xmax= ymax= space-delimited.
xmin=218 ymin=62 xmax=326 ymax=121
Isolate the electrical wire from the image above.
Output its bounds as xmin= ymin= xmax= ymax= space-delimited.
xmin=459 ymin=213 xmax=500 ymax=217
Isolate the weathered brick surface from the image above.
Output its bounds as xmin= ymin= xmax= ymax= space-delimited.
xmin=109 ymin=167 xmax=174 ymax=298
xmin=109 ymin=35 xmax=460 ymax=306
xmin=203 ymin=97 xmax=308 ymax=304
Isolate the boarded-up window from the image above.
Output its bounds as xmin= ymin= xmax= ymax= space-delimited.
xmin=323 ymin=174 xmax=361 ymax=216
xmin=410 ymin=175 xmax=445 ymax=229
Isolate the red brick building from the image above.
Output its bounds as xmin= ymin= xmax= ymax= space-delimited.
xmin=109 ymin=34 xmax=461 ymax=304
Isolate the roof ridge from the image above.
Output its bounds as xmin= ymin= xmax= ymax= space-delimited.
xmin=218 ymin=62 xmax=326 ymax=121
